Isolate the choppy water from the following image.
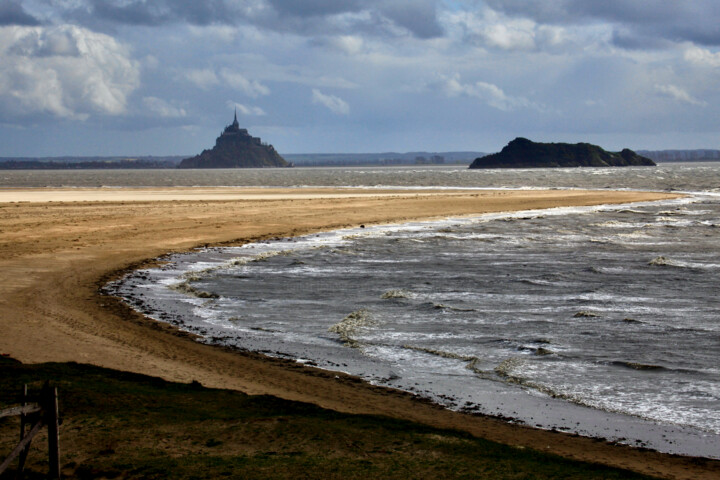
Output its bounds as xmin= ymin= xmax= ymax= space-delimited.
xmin=2 ymin=162 xmax=720 ymax=193
xmin=101 ymin=163 xmax=720 ymax=458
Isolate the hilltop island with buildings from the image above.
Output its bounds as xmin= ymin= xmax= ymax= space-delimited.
xmin=178 ymin=111 xmax=290 ymax=168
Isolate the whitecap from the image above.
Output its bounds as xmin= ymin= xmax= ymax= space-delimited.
xmin=328 ymin=309 xmax=378 ymax=348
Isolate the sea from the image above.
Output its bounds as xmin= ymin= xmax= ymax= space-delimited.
xmin=7 ymin=163 xmax=717 ymax=459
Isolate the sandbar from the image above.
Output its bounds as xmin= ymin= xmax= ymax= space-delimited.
xmin=1 ymin=187 xmax=717 ymax=479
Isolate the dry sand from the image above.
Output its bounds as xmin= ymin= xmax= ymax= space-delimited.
xmin=1 ymin=187 xmax=717 ymax=479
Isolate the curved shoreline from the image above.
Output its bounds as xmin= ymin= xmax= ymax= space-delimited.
xmin=2 ymin=187 xmax=718 ymax=479
xmin=111 ymin=199 xmax=718 ymax=461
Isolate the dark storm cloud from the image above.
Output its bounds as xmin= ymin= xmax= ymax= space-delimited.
xmin=89 ymin=1 xmax=173 ymax=26
xmin=0 ymin=1 xmax=41 ymax=26
xmin=610 ymin=29 xmax=672 ymax=51
xmin=485 ymin=0 xmax=720 ymax=46
xmin=484 ymin=0 xmax=698 ymax=24
xmin=77 ymin=0 xmax=234 ymax=27
xmin=267 ymin=0 xmax=363 ymax=17
xmin=35 ymin=0 xmax=443 ymax=39
xmin=268 ymin=0 xmax=442 ymax=38
xmin=376 ymin=0 xmax=443 ymax=39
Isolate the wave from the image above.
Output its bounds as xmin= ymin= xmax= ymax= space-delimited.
xmin=493 ymin=357 xmax=526 ymax=380
xmin=491 ymin=358 xmax=673 ymax=427
xmin=519 ymin=277 xmax=567 ymax=287
xmin=647 ymin=256 xmax=718 ymax=270
xmin=168 ymin=281 xmax=219 ymax=299
xmin=517 ymin=344 xmax=557 ymax=356
xmin=420 ymin=302 xmax=476 ymax=312
xmin=327 ymin=309 xmax=377 ymax=348
xmin=648 ymin=256 xmax=676 ymax=267
xmin=491 ymin=357 xmax=678 ymax=424
xmin=381 ymin=289 xmax=414 ymax=300
xmin=168 ymin=249 xmax=297 ymax=297
xmin=591 ymin=220 xmax=645 ymax=228
xmin=615 ymin=231 xmax=651 ymax=239
xmin=242 ymin=249 xmax=293 ymax=263
xmin=174 ymin=248 xmax=297 ymax=284
xmin=622 ymin=318 xmax=643 ymax=324
xmin=616 ymin=209 xmax=649 ymax=215
xmin=498 ymin=214 xmax=546 ymax=222
xmin=401 ymin=344 xmax=492 ymax=377
xmin=657 ymin=208 xmax=712 ymax=216
xmin=588 ymin=265 xmax=626 ymax=274
xmin=654 ymin=217 xmax=698 ymax=227
xmin=611 ymin=361 xmax=666 ymax=371
xmin=181 ymin=272 xmax=204 ymax=282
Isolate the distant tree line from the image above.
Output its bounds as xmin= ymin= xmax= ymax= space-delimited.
xmin=0 ymin=158 xmax=182 ymax=170
xmin=638 ymin=150 xmax=720 ymax=162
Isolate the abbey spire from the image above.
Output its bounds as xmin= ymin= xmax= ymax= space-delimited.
xmin=223 ymin=107 xmax=242 ymax=134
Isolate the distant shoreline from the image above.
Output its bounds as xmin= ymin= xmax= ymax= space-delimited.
xmin=2 ymin=149 xmax=719 ymax=169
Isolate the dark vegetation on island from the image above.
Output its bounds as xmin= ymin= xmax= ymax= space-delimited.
xmin=0 ymin=152 xmax=480 ymax=169
xmin=178 ymin=111 xmax=289 ymax=168
xmin=0 ymin=356 xmax=657 ymax=480
xmin=469 ymin=138 xmax=656 ymax=169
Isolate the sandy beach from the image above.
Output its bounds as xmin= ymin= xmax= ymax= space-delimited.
xmin=2 ymin=187 xmax=718 ymax=479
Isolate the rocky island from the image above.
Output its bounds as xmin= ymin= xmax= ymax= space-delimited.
xmin=469 ymin=137 xmax=656 ymax=169
xmin=179 ymin=111 xmax=290 ymax=168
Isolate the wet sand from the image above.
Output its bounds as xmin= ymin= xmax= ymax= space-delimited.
xmin=2 ymin=187 xmax=717 ymax=479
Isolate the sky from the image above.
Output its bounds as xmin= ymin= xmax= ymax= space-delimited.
xmin=1 ymin=1 xmax=719 ymax=156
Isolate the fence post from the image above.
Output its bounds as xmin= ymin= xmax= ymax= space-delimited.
xmin=17 ymin=384 xmax=30 ymax=478
xmin=44 ymin=383 xmax=61 ymax=480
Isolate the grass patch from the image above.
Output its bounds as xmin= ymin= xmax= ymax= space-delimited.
xmin=0 ymin=356 xmax=657 ymax=479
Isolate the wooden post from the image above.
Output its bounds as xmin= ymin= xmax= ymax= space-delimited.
xmin=44 ymin=384 xmax=61 ymax=480
xmin=17 ymin=384 xmax=30 ymax=478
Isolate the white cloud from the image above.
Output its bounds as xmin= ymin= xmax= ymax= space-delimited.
xmin=482 ymin=18 xmax=537 ymax=51
xmin=684 ymin=45 xmax=720 ymax=68
xmin=328 ymin=35 xmax=365 ymax=55
xmin=142 ymin=96 xmax=186 ymax=118
xmin=312 ymin=89 xmax=349 ymax=115
xmin=187 ymin=25 xmax=237 ymax=42
xmin=220 ymin=69 xmax=270 ymax=97
xmin=445 ymin=9 xmax=575 ymax=52
xmin=233 ymin=102 xmax=266 ymax=116
xmin=0 ymin=25 xmax=139 ymax=119
xmin=655 ymin=84 xmax=707 ymax=106
xmin=184 ymin=68 xmax=270 ymax=97
xmin=441 ymin=75 xmax=535 ymax=111
xmin=185 ymin=68 xmax=219 ymax=89
xmin=486 ymin=0 xmax=720 ymax=48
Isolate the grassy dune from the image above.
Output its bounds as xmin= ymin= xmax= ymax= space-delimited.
xmin=0 ymin=357 xmax=657 ymax=479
